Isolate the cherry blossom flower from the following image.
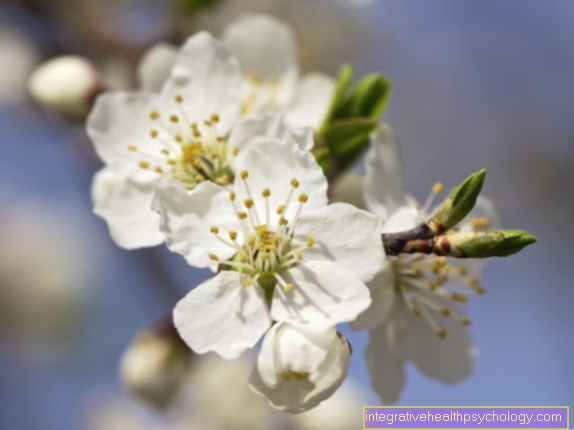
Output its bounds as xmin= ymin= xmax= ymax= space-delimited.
xmin=152 ymin=138 xmax=383 ymax=359
xmin=352 ymin=124 xmax=500 ymax=404
xmin=249 ymin=322 xmax=351 ymax=414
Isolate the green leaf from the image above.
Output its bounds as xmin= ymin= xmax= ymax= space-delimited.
xmin=349 ymin=73 xmax=393 ymax=119
xmin=496 ymin=229 xmax=538 ymax=257
xmin=318 ymin=64 xmax=353 ymax=135
xmin=322 ymin=118 xmax=378 ymax=157
xmin=312 ymin=147 xmax=331 ymax=174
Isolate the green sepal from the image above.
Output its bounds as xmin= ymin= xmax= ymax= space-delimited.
xmin=318 ymin=64 xmax=354 ymax=136
xmin=312 ymin=146 xmax=331 ymax=174
xmin=429 ymin=169 xmax=486 ymax=233
xmin=439 ymin=229 xmax=537 ymax=258
xmin=178 ymin=0 xmax=221 ymax=12
xmin=322 ymin=118 xmax=378 ymax=157
xmin=348 ymin=73 xmax=392 ymax=120
xmin=494 ymin=229 xmax=538 ymax=257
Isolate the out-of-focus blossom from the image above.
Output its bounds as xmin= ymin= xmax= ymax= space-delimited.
xmin=330 ymin=170 xmax=366 ymax=210
xmin=352 ymin=124 xmax=500 ymax=404
xmin=84 ymin=397 xmax=169 ymax=430
xmin=249 ymin=322 xmax=351 ymax=413
xmin=295 ymin=380 xmax=365 ymax=430
xmin=221 ymin=14 xmax=334 ymax=129
xmin=0 ymin=203 xmax=92 ymax=360
xmin=0 ymin=25 xmax=40 ymax=105
xmin=120 ymin=322 xmax=192 ymax=409
xmin=153 ymin=139 xmax=380 ymax=359
xmin=28 ymin=56 xmax=104 ymax=120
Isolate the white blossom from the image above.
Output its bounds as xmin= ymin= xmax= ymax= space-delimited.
xmin=28 ymin=56 xmax=103 ymax=119
xmin=152 ymin=138 xmax=383 ymax=360
xmin=353 ymin=124 xmax=500 ymax=404
xmin=249 ymin=322 xmax=350 ymax=414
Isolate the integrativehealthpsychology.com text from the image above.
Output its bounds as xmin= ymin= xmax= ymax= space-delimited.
xmin=363 ymin=406 xmax=569 ymax=429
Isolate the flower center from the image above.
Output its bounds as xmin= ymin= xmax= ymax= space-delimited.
xmin=127 ymin=94 xmax=235 ymax=189
xmin=392 ymin=254 xmax=485 ymax=338
xmin=241 ymin=73 xmax=284 ymax=117
xmin=208 ymin=171 xmax=315 ymax=302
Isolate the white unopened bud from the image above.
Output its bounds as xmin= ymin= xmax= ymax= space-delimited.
xmin=28 ymin=56 xmax=103 ymax=120
xmin=119 ymin=325 xmax=191 ymax=409
xmin=249 ymin=322 xmax=351 ymax=414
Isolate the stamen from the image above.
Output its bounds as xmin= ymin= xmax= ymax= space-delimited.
xmin=210 ymin=226 xmax=219 ymax=234
xmin=469 ymin=217 xmax=490 ymax=228
xmin=149 ymin=110 xmax=160 ymax=120
xmin=306 ymin=237 xmax=315 ymax=247
xmin=174 ymin=94 xmax=183 ymax=103
xmin=127 ymin=145 xmax=137 ymax=151
xmin=461 ymin=317 xmax=472 ymax=326
xmin=242 ymin=279 xmax=253 ymax=287
xmin=139 ymin=161 xmax=150 ymax=169
xmin=282 ymin=372 xmax=291 ymax=381
xmin=209 ymin=254 xmax=218 ymax=261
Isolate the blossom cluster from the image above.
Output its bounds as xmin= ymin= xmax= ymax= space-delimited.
xmin=28 ymin=13 xmax=536 ymax=414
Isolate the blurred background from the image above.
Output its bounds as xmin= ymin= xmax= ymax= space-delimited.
xmin=0 ymin=0 xmax=572 ymax=428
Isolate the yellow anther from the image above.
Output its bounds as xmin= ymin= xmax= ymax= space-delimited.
xmin=276 ymin=205 xmax=285 ymax=215
xmin=174 ymin=134 xmax=183 ymax=143
xmin=209 ymin=254 xmax=219 ymax=261
xmin=191 ymin=122 xmax=198 ymax=130
xmin=295 ymin=250 xmax=303 ymax=260
xmin=210 ymin=226 xmax=219 ymax=234
xmin=411 ymin=267 xmax=421 ymax=277
xmin=242 ymin=279 xmax=253 ymax=287
xmin=232 ymin=147 xmax=240 ymax=156
xmin=195 ymin=175 xmax=205 ymax=182
xmin=203 ymin=120 xmax=212 ymax=127
xmin=468 ymin=276 xmax=479 ymax=286
xmin=220 ymin=175 xmax=229 ymax=186
xmin=150 ymin=129 xmax=158 ymax=138
xmin=244 ymin=199 xmax=254 ymax=209
xmin=432 ymin=182 xmax=444 ymax=194
xmin=139 ymin=161 xmax=150 ymax=169
xmin=127 ymin=145 xmax=137 ymax=151
xmin=167 ymin=159 xmax=177 ymax=165
xmin=229 ymin=231 xmax=237 ymax=241
xmin=436 ymin=257 xmax=446 ymax=265
xmin=451 ymin=293 xmax=468 ymax=303
xmin=436 ymin=329 xmax=448 ymax=338
xmin=429 ymin=281 xmax=438 ymax=291
xmin=210 ymin=113 xmax=220 ymax=123
xmin=247 ymin=237 xmax=255 ymax=247
xmin=475 ymin=286 xmax=486 ymax=295
xmin=174 ymin=94 xmax=183 ymax=103
xmin=290 ymin=178 xmax=300 ymax=188
xmin=411 ymin=306 xmax=421 ymax=316
xmin=238 ymin=212 xmax=248 ymax=220
xmin=470 ymin=217 xmax=490 ymax=228
xmin=240 ymin=170 xmax=249 ymax=180
xmin=169 ymin=115 xmax=179 ymax=123
xmin=261 ymin=253 xmax=270 ymax=260
xmin=155 ymin=167 xmax=164 ymax=174
xmin=262 ymin=188 xmax=271 ymax=197
xmin=284 ymin=283 xmax=294 ymax=293
xmin=281 ymin=372 xmax=292 ymax=381
xmin=461 ymin=317 xmax=472 ymax=326
xmin=440 ymin=308 xmax=451 ymax=317
xmin=279 ymin=218 xmax=289 ymax=226
xmin=229 ymin=191 xmax=236 ymax=201
xmin=293 ymin=372 xmax=303 ymax=380
xmin=149 ymin=110 xmax=160 ymax=120
xmin=298 ymin=194 xmax=308 ymax=203
xmin=161 ymin=149 xmax=169 ymax=155
xmin=306 ymin=237 xmax=315 ymax=247
xmin=457 ymin=266 xmax=467 ymax=276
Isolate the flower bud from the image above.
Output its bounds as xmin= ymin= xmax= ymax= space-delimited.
xmin=119 ymin=321 xmax=192 ymax=409
xmin=431 ymin=229 xmax=537 ymax=258
xmin=249 ymin=322 xmax=351 ymax=414
xmin=28 ymin=56 xmax=104 ymax=120
xmin=428 ymin=169 xmax=486 ymax=234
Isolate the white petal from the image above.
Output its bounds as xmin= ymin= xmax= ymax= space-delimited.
xmin=271 ymin=261 xmax=371 ymax=332
xmin=222 ymin=14 xmax=297 ymax=80
xmin=351 ymin=263 xmax=395 ymax=331
xmin=293 ymin=202 xmax=385 ymax=282
xmin=228 ymin=113 xmax=313 ymax=172
xmin=364 ymin=124 xmax=408 ymax=219
xmin=233 ymin=139 xmax=328 ymax=227
xmin=161 ymin=32 xmax=241 ymax=135
xmin=137 ymin=43 xmax=178 ymax=92
xmin=256 ymin=323 xmax=280 ymax=388
xmin=381 ymin=206 xmax=418 ymax=233
xmin=92 ymin=167 xmax=164 ymax=249
xmin=87 ymin=91 xmax=167 ymax=177
xmin=287 ymin=73 xmax=335 ymax=129
xmin=408 ymin=301 xmax=474 ymax=383
xmin=366 ymin=322 xmax=407 ymax=405
xmin=173 ymin=271 xmax=271 ymax=360
xmin=152 ymin=180 xmax=239 ymax=270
